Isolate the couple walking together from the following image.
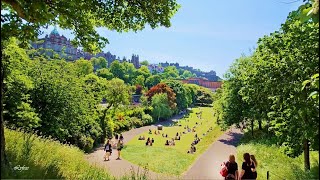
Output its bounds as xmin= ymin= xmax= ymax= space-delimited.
xmin=222 ymin=153 xmax=257 ymax=180
xmin=104 ymin=135 xmax=124 ymax=161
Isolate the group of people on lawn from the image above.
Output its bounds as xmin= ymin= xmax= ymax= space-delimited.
xmin=103 ymin=133 xmax=124 ymax=161
xmin=223 ymin=153 xmax=258 ymax=180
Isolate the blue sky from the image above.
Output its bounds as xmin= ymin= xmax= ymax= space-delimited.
xmin=41 ymin=0 xmax=303 ymax=78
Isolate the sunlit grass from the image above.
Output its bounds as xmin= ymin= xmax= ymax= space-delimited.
xmin=122 ymin=107 xmax=224 ymax=175
xmin=236 ymin=130 xmax=319 ymax=180
xmin=3 ymin=128 xmax=112 ymax=179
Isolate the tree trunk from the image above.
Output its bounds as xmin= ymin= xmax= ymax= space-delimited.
xmin=303 ymin=139 xmax=310 ymax=170
xmin=251 ymin=119 xmax=254 ymax=137
xmin=1 ymin=52 xmax=7 ymax=173
xmin=258 ymin=120 xmax=262 ymax=130
xmin=100 ymin=108 xmax=107 ymax=143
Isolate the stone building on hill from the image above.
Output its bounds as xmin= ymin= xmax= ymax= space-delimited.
xmin=31 ymin=27 xmax=139 ymax=68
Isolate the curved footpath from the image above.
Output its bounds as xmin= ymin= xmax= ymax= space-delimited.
xmin=183 ymin=126 xmax=243 ymax=180
xmin=85 ymin=115 xmax=243 ymax=180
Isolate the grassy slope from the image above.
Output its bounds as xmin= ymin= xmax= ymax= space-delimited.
xmin=121 ymin=107 xmax=224 ymax=175
xmin=3 ymin=128 xmax=112 ymax=179
xmin=236 ymin=129 xmax=319 ymax=180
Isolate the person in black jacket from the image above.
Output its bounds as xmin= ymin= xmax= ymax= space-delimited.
xmin=225 ymin=154 xmax=238 ymax=180
xmin=239 ymin=153 xmax=256 ymax=180
xmin=104 ymin=140 xmax=112 ymax=161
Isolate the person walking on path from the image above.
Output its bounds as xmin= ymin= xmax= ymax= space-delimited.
xmin=116 ymin=139 xmax=124 ymax=160
xmin=104 ymin=140 xmax=112 ymax=161
xmin=239 ymin=153 xmax=256 ymax=180
xmin=224 ymin=154 xmax=238 ymax=180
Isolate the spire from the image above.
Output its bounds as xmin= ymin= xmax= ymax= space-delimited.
xmin=50 ymin=26 xmax=60 ymax=36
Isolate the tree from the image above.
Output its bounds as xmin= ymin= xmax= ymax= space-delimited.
xmin=96 ymin=68 xmax=114 ymax=80
xmin=146 ymin=83 xmax=176 ymax=109
xmin=181 ymin=70 xmax=195 ymax=79
xmin=151 ymin=93 xmax=173 ymax=121
xmin=91 ymin=57 xmax=107 ymax=71
xmin=122 ymin=62 xmax=137 ymax=84
xmin=145 ymin=75 xmax=161 ymax=89
xmin=1 ymin=0 xmax=180 ymax=170
xmin=162 ymin=66 xmax=179 ymax=79
xmin=109 ymin=60 xmax=125 ymax=80
xmin=136 ymin=65 xmax=152 ymax=80
xmin=163 ymin=80 xmax=189 ymax=111
xmin=140 ymin=60 xmax=149 ymax=66
xmin=74 ymin=59 xmax=94 ymax=76
xmin=134 ymin=75 xmax=145 ymax=87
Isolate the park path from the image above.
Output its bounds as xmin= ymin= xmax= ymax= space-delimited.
xmin=85 ymin=113 xmax=243 ymax=180
xmin=85 ymin=114 xmax=185 ymax=179
xmin=182 ymin=126 xmax=243 ymax=180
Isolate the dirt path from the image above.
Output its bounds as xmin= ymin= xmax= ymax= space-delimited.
xmin=85 ymin=114 xmax=185 ymax=179
xmin=182 ymin=126 xmax=243 ymax=180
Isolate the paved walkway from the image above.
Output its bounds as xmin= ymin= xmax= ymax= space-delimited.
xmin=85 ymin=114 xmax=243 ymax=180
xmin=85 ymin=114 xmax=185 ymax=179
xmin=182 ymin=126 xmax=243 ymax=180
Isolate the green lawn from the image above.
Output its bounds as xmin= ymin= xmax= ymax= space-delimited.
xmin=121 ymin=107 xmax=224 ymax=176
xmin=236 ymin=129 xmax=319 ymax=180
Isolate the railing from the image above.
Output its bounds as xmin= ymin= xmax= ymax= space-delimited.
xmin=267 ymin=171 xmax=286 ymax=180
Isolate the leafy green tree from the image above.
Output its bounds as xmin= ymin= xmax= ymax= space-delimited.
xmin=140 ymin=60 xmax=149 ymax=66
xmin=96 ymin=68 xmax=114 ymax=80
xmin=151 ymin=93 xmax=173 ymax=121
xmin=134 ymin=75 xmax=145 ymax=87
xmin=145 ymin=75 xmax=162 ymax=89
xmin=91 ymin=57 xmax=107 ymax=70
xmin=3 ymin=38 xmax=40 ymax=131
xmin=74 ymin=59 xmax=94 ymax=76
xmin=162 ymin=66 xmax=179 ymax=79
xmin=109 ymin=60 xmax=125 ymax=80
xmin=136 ymin=65 xmax=152 ymax=80
xmin=123 ymin=62 xmax=137 ymax=84
xmin=181 ymin=70 xmax=195 ymax=79
xmin=1 ymin=0 xmax=180 ymax=169
xmin=163 ymin=80 xmax=188 ymax=111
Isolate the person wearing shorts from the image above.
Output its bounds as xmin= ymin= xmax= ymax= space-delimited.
xmin=104 ymin=140 xmax=112 ymax=161
xmin=116 ymin=139 xmax=123 ymax=160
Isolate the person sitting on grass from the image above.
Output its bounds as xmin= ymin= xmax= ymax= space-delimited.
xmin=171 ymin=139 xmax=175 ymax=146
xmin=149 ymin=129 xmax=152 ymax=134
xmin=165 ymin=140 xmax=170 ymax=146
xmin=183 ymin=131 xmax=187 ymax=134
xmin=162 ymin=133 xmax=165 ymax=137
xmin=138 ymin=136 xmax=143 ymax=140
xmin=154 ymin=130 xmax=157 ymax=135
xmin=158 ymin=130 xmax=160 ymax=134
xmin=165 ymin=134 xmax=168 ymax=138
xmin=146 ymin=137 xmax=151 ymax=146
xmin=152 ymin=138 xmax=155 ymax=143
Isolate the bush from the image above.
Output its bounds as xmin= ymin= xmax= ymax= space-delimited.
xmin=141 ymin=114 xmax=154 ymax=125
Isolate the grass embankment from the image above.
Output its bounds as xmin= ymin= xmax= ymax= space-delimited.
xmin=3 ymin=128 xmax=113 ymax=179
xmin=236 ymin=129 xmax=319 ymax=180
xmin=122 ymin=107 xmax=224 ymax=175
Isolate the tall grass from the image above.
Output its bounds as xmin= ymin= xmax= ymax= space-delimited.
xmin=236 ymin=129 xmax=319 ymax=180
xmin=2 ymin=128 xmax=112 ymax=179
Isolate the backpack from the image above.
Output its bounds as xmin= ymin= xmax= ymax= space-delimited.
xmin=220 ymin=162 xmax=228 ymax=177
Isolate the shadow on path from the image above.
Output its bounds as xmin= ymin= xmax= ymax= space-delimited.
xmin=218 ymin=131 xmax=243 ymax=147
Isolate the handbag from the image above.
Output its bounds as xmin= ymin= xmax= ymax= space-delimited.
xmin=220 ymin=162 xmax=228 ymax=177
